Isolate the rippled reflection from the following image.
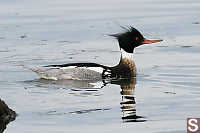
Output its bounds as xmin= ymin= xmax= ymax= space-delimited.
xmin=0 ymin=99 xmax=16 ymax=133
xmin=111 ymin=78 xmax=146 ymax=122
xmin=24 ymin=77 xmax=146 ymax=122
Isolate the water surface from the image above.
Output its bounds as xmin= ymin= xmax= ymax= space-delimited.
xmin=0 ymin=0 xmax=200 ymax=133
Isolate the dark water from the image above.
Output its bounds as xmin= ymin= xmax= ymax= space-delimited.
xmin=0 ymin=0 xmax=200 ymax=132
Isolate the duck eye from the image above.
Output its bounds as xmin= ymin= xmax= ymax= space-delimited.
xmin=136 ymin=37 xmax=139 ymax=41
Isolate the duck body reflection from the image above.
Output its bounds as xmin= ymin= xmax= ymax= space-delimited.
xmin=29 ymin=77 xmax=146 ymax=122
xmin=114 ymin=78 xmax=146 ymax=122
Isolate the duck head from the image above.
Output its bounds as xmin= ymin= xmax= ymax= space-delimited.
xmin=111 ymin=26 xmax=163 ymax=53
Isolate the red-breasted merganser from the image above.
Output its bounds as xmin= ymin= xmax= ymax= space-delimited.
xmin=26 ymin=27 xmax=162 ymax=80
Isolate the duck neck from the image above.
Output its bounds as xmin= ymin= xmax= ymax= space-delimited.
xmin=111 ymin=49 xmax=136 ymax=79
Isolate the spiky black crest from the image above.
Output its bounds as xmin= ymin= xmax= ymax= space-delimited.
xmin=110 ymin=26 xmax=145 ymax=53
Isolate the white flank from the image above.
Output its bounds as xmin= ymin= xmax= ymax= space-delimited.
xmin=87 ymin=67 xmax=104 ymax=73
xmin=61 ymin=66 xmax=103 ymax=73
xmin=60 ymin=66 xmax=77 ymax=69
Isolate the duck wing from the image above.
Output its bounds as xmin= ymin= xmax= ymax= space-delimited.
xmin=44 ymin=62 xmax=110 ymax=70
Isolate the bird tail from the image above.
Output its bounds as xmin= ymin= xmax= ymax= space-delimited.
xmin=22 ymin=65 xmax=41 ymax=73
